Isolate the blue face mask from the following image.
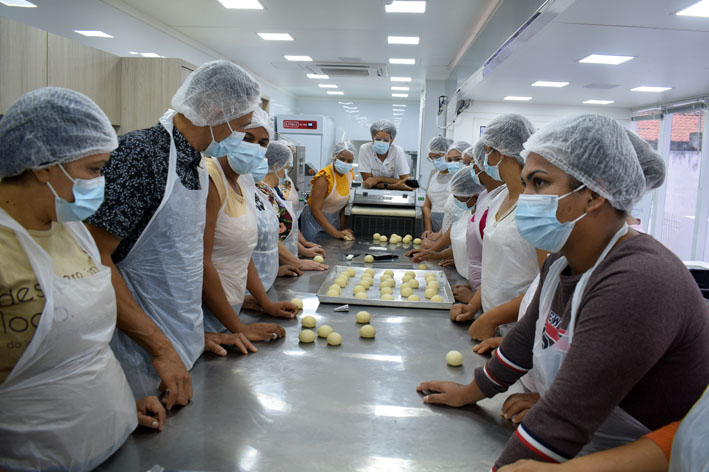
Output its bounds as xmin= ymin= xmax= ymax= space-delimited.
xmin=432 ymin=157 xmax=448 ymax=172
xmin=484 ymin=151 xmax=503 ymax=182
xmin=372 ymin=140 xmax=390 ymax=155
xmin=47 ymin=164 xmax=105 ymax=222
xmin=227 ymin=141 xmax=266 ymax=175
xmin=516 ymin=185 xmax=587 ymax=252
xmin=447 ymin=161 xmax=464 ymax=175
xmin=470 ymin=166 xmax=483 ymax=186
xmin=453 ymin=196 xmax=471 ymax=210
xmin=203 ymin=122 xmax=245 ymax=158
xmin=278 ymin=174 xmax=287 ymax=186
xmin=250 ymin=157 xmax=269 ymax=182
xmin=334 ymin=159 xmax=353 ymax=174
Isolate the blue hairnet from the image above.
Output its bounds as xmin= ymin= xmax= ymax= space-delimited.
xmin=426 ymin=136 xmax=453 ymax=155
xmin=450 ymin=166 xmax=485 ymax=197
xmin=332 ymin=141 xmax=356 ymax=159
xmin=625 ymin=129 xmax=666 ymax=192
xmin=245 ymin=107 xmax=273 ymax=140
xmin=465 ymin=142 xmax=486 ymax=169
xmin=0 ymin=87 xmax=117 ymax=179
xmin=265 ymin=141 xmax=292 ymax=172
xmin=521 ymin=114 xmax=645 ymax=212
xmin=447 ymin=140 xmax=472 ymax=156
xmin=171 ymin=60 xmax=261 ymax=127
xmin=370 ymin=120 xmax=397 ymax=140
xmin=481 ymin=114 xmax=536 ymax=164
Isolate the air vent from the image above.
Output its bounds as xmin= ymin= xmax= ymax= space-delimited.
xmin=583 ymin=83 xmax=620 ymax=89
xmin=307 ymin=62 xmax=387 ymax=78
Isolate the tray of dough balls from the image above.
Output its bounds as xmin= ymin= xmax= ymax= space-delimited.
xmin=316 ymin=265 xmax=454 ymax=310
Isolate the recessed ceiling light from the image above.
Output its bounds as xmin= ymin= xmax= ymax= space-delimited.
xmin=389 ymin=58 xmax=416 ymax=65
xmin=140 ymin=53 xmax=162 ymax=58
xmin=0 ymin=0 xmax=36 ymax=6
xmin=392 ymin=104 xmax=407 ymax=107
xmin=338 ymin=101 xmax=353 ymax=105
xmin=307 ymin=74 xmax=329 ymax=79
xmin=385 ymin=1 xmax=426 ymax=13
xmin=257 ymin=33 xmax=293 ymax=41
xmin=391 ymin=86 xmax=410 ymax=91
xmin=504 ymin=96 xmax=532 ymax=101
xmin=630 ymin=86 xmax=672 ymax=93
xmin=327 ymin=91 xmax=344 ymax=95
xmin=393 ymin=112 xmax=404 ymax=115
xmin=531 ymin=81 xmax=569 ymax=88
xmin=128 ymin=51 xmax=139 ymax=55
xmin=74 ymin=30 xmax=113 ymax=38
xmin=391 ymin=77 xmax=412 ymax=82
xmin=388 ymin=36 xmax=420 ymax=45
xmin=217 ymin=0 xmax=263 ymax=9
xmin=284 ymin=55 xmax=312 ymax=62
xmin=579 ymin=54 xmax=634 ymax=65
xmin=677 ymin=0 xmax=709 ymax=17
xmin=318 ymin=84 xmax=338 ymax=88
xmin=583 ymin=99 xmax=615 ymax=105
xmin=392 ymin=93 xmax=409 ymax=97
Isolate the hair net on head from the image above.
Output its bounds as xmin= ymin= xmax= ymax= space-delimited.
xmin=447 ymin=140 xmax=472 ymax=156
xmin=331 ymin=141 xmax=356 ymax=159
xmin=370 ymin=120 xmax=397 ymax=140
xmin=625 ymin=129 xmax=666 ymax=192
xmin=426 ymin=136 xmax=453 ymax=155
xmin=481 ymin=113 xmax=536 ymax=164
xmin=0 ymin=87 xmax=117 ymax=179
xmin=244 ymin=107 xmax=273 ymax=140
xmin=521 ymin=114 xmax=646 ymax=212
xmin=265 ymin=141 xmax=292 ymax=172
xmin=450 ymin=166 xmax=485 ymax=197
xmin=464 ymin=142 xmax=486 ymax=169
xmin=171 ymin=60 xmax=261 ymax=127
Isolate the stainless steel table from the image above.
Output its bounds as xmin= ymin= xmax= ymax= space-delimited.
xmin=96 ymin=237 xmax=522 ymax=472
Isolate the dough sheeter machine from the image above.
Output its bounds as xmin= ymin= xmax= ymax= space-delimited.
xmin=345 ymin=186 xmax=425 ymax=237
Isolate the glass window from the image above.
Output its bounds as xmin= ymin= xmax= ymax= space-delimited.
xmin=632 ymin=117 xmax=662 ymax=232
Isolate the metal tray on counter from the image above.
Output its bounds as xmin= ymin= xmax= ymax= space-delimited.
xmin=316 ymin=265 xmax=454 ymax=310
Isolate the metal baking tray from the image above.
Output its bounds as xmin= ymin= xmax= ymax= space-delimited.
xmin=316 ymin=265 xmax=454 ymax=310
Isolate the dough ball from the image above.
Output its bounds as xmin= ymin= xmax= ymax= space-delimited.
xmin=404 ymin=234 xmax=412 ymax=241
xmin=408 ymin=279 xmax=419 ymax=289
xmin=431 ymin=295 xmax=444 ymax=302
xmin=400 ymin=281 xmax=411 ymax=290
xmin=343 ymin=235 xmax=353 ymax=241
xmin=401 ymin=275 xmax=411 ymax=284
xmin=360 ymin=279 xmax=372 ymax=288
xmin=326 ymin=289 xmax=340 ymax=297
xmin=413 ymin=238 xmax=422 ymax=245
xmin=407 ymin=294 xmax=420 ymax=302
xmin=424 ymin=288 xmax=437 ymax=299
xmin=301 ymin=315 xmax=316 ymax=328
xmin=354 ymin=291 xmax=368 ymax=299
xmin=327 ymin=332 xmax=342 ymax=346
xmin=446 ymin=350 xmax=463 ymax=366
xmin=380 ymin=279 xmax=395 ymax=288
xmin=403 ymin=235 xmax=412 ymax=243
xmin=427 ymin=280 xmax=440 ymax=290
xmin=346 ymin=268 xmax=356 ymax=277
xmin=405 ymin=271 xmax=415 ymax=278
xmin=317 ymin=324 xmax=333 ymax=338
xmin=313 ymin=255 xmax=324 ymax=263
xmin=299 ymin=329 xmax=315 ymax=343
xmin=380 ymin=286 xmax=393 ymax=295
xmin=329 ymin=284 xmax=342 ymax=294
xmin=425 ymin=273 xmax=437 ymax=281
xmin=360 ymin=325 xmax=376 ymax=338
xmin=379 ymin=235 xmax=388 ymax=242
xmin=353 ymin=285 xmax=366 ymax=294
xmin=417 ymin=263 xmax=428 ymax=270
xmin=355 ymin=311 xmax=371 ymax=323
xmin=364 ymin=268 xmax=375 ymax=276
xmin=381 ymin=294 xmax=394 ymax=300
xmin=383 ymin=270 xmax=394 ymax=277
xmin=400 ymin=287 xmax=413 ymax=297
xmin=373 ymin=233 xmax=381 ymax=240
xmin=364 ymin=255 xmax=374 ymax=263
xmin=390 ymin=236 xmax=401 ymax=244
xmin=335 ymin=278 xmax=347 ymax=288
xmin=290 ymin=298 xmax=304 ymax=309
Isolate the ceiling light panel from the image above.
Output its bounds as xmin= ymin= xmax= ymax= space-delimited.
xmin=258 ymin=33 xmax=293 ymax=41
xmin=531 ymin=81 xmax=569 ymax=87
xmin=630 ymin=86 xmax=672 ymax=93
xmin=385 ymin=1 xmax=426 ymax=13
xmin=307 ymin=74 xmax=329 ymax=79
xmin=677 ymin=0 xmax=709 ymax=17
xmin=284 ymin=55 xmax=312 ymax=62
xmin=391 ymin=86 xmax=410 ymax=91
xmin=388 ymin=36 xmax=420 ymax=45
xmin=218 ymin=0 xmax=263 ymax=9
xmin=391 ymin=77 xmax=412 ymax=82
xmin=579 ymin=54 xmax=634 ymax=65
xmin=74 ymin=30 xmax=113 ymax=38
xmin=504 ymin=96 xmax=532 ymax=101
xmin=318 ymin=84 xmax=338 ymax=88
xmin=389 ymin=58 xmax=416 ymax=65
xmin=327 ymin=91 xmax=344 ymax=95
xmin=583 ymin=99 xmax=615 ymax=105
xmin=392 ymin=93 xmax=409 ymax=97
xmin=0 ymin=0 xmax=37 ymax=7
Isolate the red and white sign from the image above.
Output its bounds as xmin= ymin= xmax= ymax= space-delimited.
xmin=283 ymin=120 xmax=318 ymax=130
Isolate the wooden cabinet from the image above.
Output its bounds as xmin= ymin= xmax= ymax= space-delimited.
xmin=0 ymin=17 xmax=47 ymax=114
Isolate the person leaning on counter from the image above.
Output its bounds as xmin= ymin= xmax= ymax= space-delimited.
xmin=358 ymin=120 xmax=413 ymax=191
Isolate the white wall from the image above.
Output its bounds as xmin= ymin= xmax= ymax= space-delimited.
xmin=417 ymin=79 xmax=458 ymax=188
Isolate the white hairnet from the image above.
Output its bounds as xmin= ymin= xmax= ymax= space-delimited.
xmin=370 ymin=120 xmax=397 ymax=140
xmin=331 ymin=141 xmax=356 ymax=159
xmin=625 ymin=129 xmax=666 ymax=192
xmin=171 ymin=60 xmax=261 ymax=127
xmin=265 ymin=141 xmax=292 ymax=172
xmin=521 ymin=114 xmax=645 ymax=212
xmin=481 ymin=113 xmax=536 ymax=164
xmin=245 ymin=107 xmax=273 ymax=140
xmin=0 ymin=87 xmax=117 ymax=179
xmin=465 ymin=142 xmax=486 ymax=169
xmin=447 ymin=140 xmax=472 ymax=156
xmin=427 ymin=136 xmax=453 ymax=155
xmin=450 ymin=166 xmax=485 ymax=197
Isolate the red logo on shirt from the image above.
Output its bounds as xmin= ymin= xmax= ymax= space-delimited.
xmin=542 ymin=310 xmax=566 ymax=349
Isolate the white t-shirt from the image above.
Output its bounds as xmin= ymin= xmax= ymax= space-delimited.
xmin=358 ymin=142 xmax=410 ymax=179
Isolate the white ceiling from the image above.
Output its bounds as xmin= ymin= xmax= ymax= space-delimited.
xmin=458 ymin=0 xmax=709 ymax=109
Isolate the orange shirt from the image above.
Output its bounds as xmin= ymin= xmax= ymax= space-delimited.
xmin=643 ymin=421 xmax=681 ymax=460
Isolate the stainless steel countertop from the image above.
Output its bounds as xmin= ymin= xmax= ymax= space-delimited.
xmin=96 ymin=237 xmax=522 ymax=472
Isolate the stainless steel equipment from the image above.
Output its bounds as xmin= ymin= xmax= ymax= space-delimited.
xmin=346 ymin=187 xmax=425 ymax=237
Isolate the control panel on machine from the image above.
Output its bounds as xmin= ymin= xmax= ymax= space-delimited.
xmin=352 ymin=188 xmax=420 ymax=207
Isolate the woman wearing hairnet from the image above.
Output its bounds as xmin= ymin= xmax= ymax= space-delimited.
xmin=447 ymin=166 xmax=485 ymax=279
xmin=358 ymin=120 xmax=413 ymax=191
xmin=450 ymin=114 xmax=545 ymax=341
xmin=417 ymin=114 xmax=709 ymax=470
xmin=421 ymin=136 xmax=453 ymax=235
xmin=300 ymin=141 xmax=357 ymax=241
xmin=0 ymin=88 xmax=164 ymax=470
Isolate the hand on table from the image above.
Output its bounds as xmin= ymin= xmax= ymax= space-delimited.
xmin=299 ymin=245 xmax=325 ymax=259
xmin=412 ymin=250 xmax=442 ymax=262
xmin=242 ymin=322 xmax=286 ymax=341
xmin=452 ymin=284 xmax=474 ymax=303
xmin=469 ymin=314 xmax=498 ymax=341
xmin=204 ymin=331 xmax=257 ymax=356
xmin=152 ymin=348 xmax=193 ymax=410
xmin=136 ymin=396 xmax=166 ymax=431
xmin=439 ymin=258 xmax=456 ymax=268
xmin=405 ymin=248 xmax=423 ymax=258
xmin=278 ymin=264 xmax=303 ymax=277
xmin=337 ymin=229 xmax=355 ymax=240
xmin=264 ymin=300 xmax=298 ymax=319
xmin=502 ymin=392 xmax=541 ymax=424
xmin=297 ymin=259 xmax=329 ymax=271
xmin=472 ymin=336 xmax=503 ymax=355
xmin=416 ymin=381 xmax=478 ymax=407
xmin=388 ymin=181 xmax=413 ymax=191
xmin=449 ymin=303 xmax=477 ymax=322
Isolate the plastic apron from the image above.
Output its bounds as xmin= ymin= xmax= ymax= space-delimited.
xmin=532 ymin=224 xmax=651 ymax=456
xmin=202 ymin=162 xmax=258 ymax=333
xmin=110 ymin=109 xmax=208 ymax=398
xmin=427 ymin=170 xmax=451 ymax=232
xmin=518 ymin=274 xmax=541 ymax=391
xmin=301 ymin=163 xmax=352 ymax=241
xmin=282 ymin=176 xmax=304 ymax=218
xmin=466 ymin=214 xmax=482 ymax=289
xmin=275 ymin=187 xmax=299 ymax=256
xmin=451 ymin=206 xmax=472 ymax=279
xmin=250 ymin=187 xmax=280 ymax=292
xmin=669 ymin=386 xmax=709 ymax=472
xmin=0 ymin=210 xmax=136 ymax=472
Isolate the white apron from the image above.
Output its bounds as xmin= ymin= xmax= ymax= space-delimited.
xmin=451 ymin=207 xmax=472 ymax=279
xmin=251 ymin=186 xmax=280 ymax=292
xmin=301 ymin=163 xmax=352 ymax=240
xmin=202 ymin=161 xmax=258 ymax=333
xmin=427 ymin=170 xmax=451 ymax=232
xmin=669 ymin=386 xmax=709 ymax=472
xmin=532 ymin=224 xmax=651 ymax=456
xmin=271 ymin=185 xmax=299 ymax=256
xmin=110 ymin=109 xmax=208 ymax=398
xmin=0 ymin=211 xmax=136 ymax=472
xmin=282 ymin=176 xmax=304 ymax=219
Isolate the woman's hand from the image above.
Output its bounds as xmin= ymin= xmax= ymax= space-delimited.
xmin=136 ymin=396 xmax=166 ymax=431
xmin=278 ymin=264 xmax=303 ymax=277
